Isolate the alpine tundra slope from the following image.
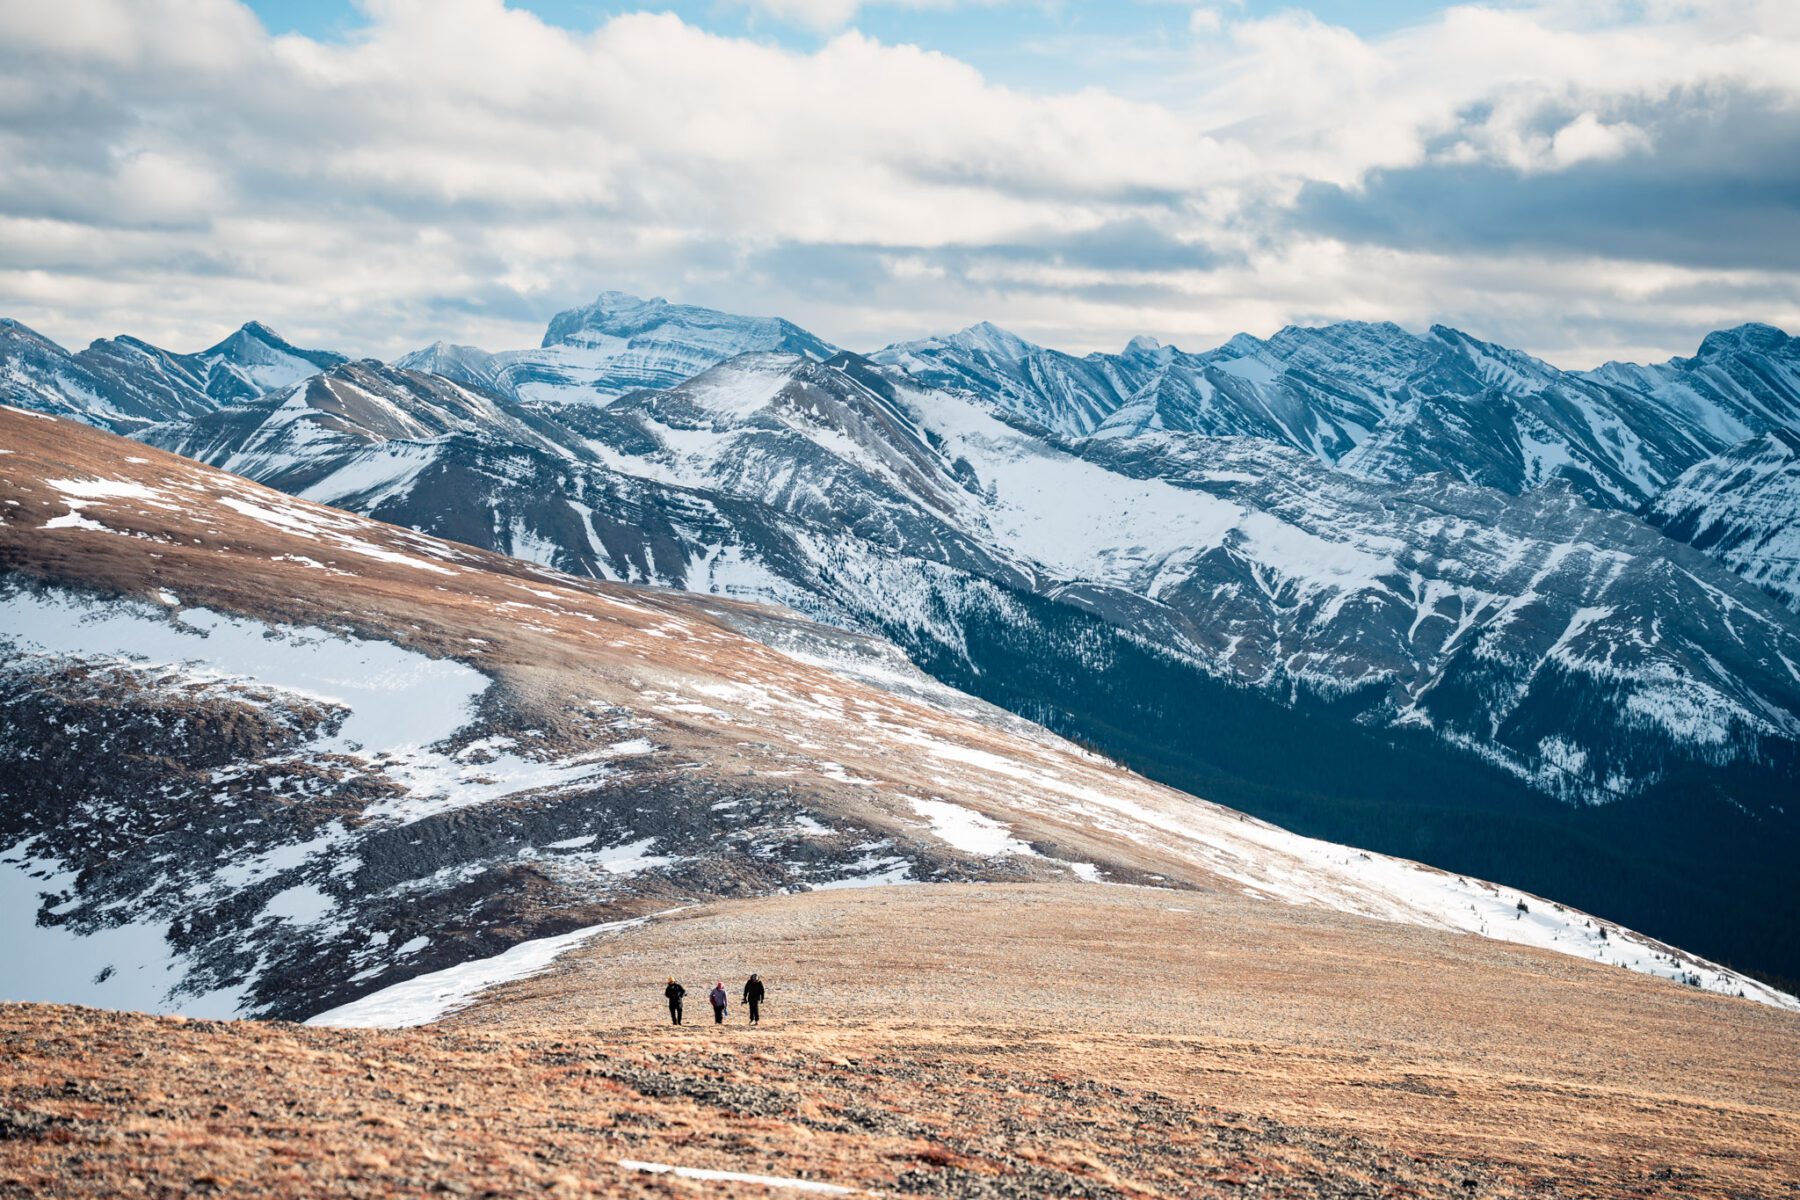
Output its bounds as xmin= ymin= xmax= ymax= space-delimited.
xmin=2 ymin=404 xmax=1789 ymax=1027
xmin=6 ymin=881 xmax=1798 ymax=1198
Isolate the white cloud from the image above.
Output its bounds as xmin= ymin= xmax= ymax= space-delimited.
xmin=1188 ymin=8 xmax=1225 ymax=35
xmin=740 ymin=0 xmax=864 ymax=30
xmin=1549 ymin=111 xmax=1649 ymax=168
xmin=0 ymin=0 xmax=1795 ymax=365
xmin=734 ymin=0 xmax=991 ymax=34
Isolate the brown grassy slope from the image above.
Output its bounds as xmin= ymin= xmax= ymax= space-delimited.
xmin=5 ymin=883 xmax=1793 ymax=1199
xmin=457 ymin=883 xmax=1800 ymax=1187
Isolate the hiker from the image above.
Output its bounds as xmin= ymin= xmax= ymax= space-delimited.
xmin=742 ymin=974 xmax=765 ymax=1025
xmin=709 ymin=981 xmax=728 ymax=1024
xmin=664 ymin=978 xmax=685 ymax=1025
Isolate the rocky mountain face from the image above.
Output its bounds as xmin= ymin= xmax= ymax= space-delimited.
xmin=16 ymin=408 xmax=1778 ymax=1025
xmin=0 ymin=318 xmax=344 ymax=432
xmin=394 ymin=291 xmax=839 ymax=406
xmin=141 ymin=359 xmax=587 ymax=494
xmin=878 ymin=319 xmax=1800 ymax=510
xmin=876 ymin=318 xmax=1800 ymax=611
xmin=1643 ymin=429 xmax=1800 ymax=613
xmin=147 ymin=346 xmax=1800 ymax=803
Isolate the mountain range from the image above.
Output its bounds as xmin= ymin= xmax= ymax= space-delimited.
xmin=0 ymin=317 xmax=345 ymax=431
xmin=5 ymin=295 xmax=1799 ymax=984
xmin=4 ymin=406 xmax=1788 ymax=1028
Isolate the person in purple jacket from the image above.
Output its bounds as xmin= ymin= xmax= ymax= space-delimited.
xmin=708 ymin=981 xmax=728 ymax=1024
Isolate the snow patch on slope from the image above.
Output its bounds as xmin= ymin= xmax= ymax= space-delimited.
xmin=0 ymin=847 xmax=250 ymax=1019
xmin=878 ymin=724 xmax=1799 ymax=1010
xmin=0 ymin=587 xmax=625 ymax=824
xmin=908 ymin=798 xmax=1034 ymax=858
xmin=306 ymin=910 xmax=675 ymax=1027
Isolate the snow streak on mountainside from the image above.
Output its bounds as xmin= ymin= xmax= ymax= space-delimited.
xmin=394 ymin=292 xmax=838 ymax=406
xmin=143 ymin=359 xmax=586 ymax=493
xmin=1644 ymin=429 xmax=1800 ymax=613
xmin=0 ymin=318 xmax=345 ymax=432
xmin=4 ymin=407 xmax=1788 ymax=1022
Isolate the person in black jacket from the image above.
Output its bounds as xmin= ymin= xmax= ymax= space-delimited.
xmin=742 ymin=974 xmax=765 ymax=1025
xmin=664 ymin=978 xmax=685 ymax=1025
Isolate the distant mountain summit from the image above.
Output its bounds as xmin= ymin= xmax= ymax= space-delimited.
xmin=0 ymin=318 xmax=344 ymax=431
xmin=872 ymin=321 xmax=1131 ymax=435
xmin=391 ymin=342 xmax=507 ymax=394
xmin=394 ymin=291 xmax=839 ymax=405
xmin=197 ymin=320 xmax=347 ymax=401
xmin=541 ymin=290 xmax=835 ymax=357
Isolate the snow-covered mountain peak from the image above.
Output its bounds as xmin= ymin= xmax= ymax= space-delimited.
xmin=1426 ymin=324 xmax=1556 ymax=378
xmin=465 ymin=291 xmax=842 ymax=404
xmin=3 ymin=318 xmax=239 ymax=431
xmin=1361 ymin=324 xmax=1574 ymax=405
xmin=0 ymin=316 xmax=63 ymax=351
xmin=1209 ymin=331 xmax=1267 ymax=360
xmin=1266 ymin=319 xmax=1414 ymax=351
xmin=196 ymin=321 xmax=347 ymax=400
xmin=950 ymin=321 xmax=1035 ymax=362
xmin=540 ymin=291 xmax=668 ymax=344
xmin=395 ymin=339 xmax=490 ymax=362
xmin=89 ymin=333 xmax=163 ymax=356
xmin=1694 ymin=322 xmax=1793 ymax=360
xmin=391 ymin=341 xmax=502 ymax=388
xmin=594 ymin=288 xmax=665 ymax=311
xmin=203 ymin=320 xmax=335 ymax=364
xmin=1124 ymin=334 xmax=1174 ymax=359
xmin=539 ymin=290 xmax=835 ymax=358
xmin=652 ymin=351 xmax=810 ymax=422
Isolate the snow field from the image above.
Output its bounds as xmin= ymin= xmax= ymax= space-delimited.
xmin=306 ymin=910 xmax=678 ymax=1028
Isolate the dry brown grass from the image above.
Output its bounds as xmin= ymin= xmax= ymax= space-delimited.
xmin=4 ymin=883 xmax=1794 ymax=1198
xmin=462 ymin=882 xmax=1800 ymax=1190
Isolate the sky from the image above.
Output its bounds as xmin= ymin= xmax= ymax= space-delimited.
xmin=1 ymin=0 xmax=1796 ymax=366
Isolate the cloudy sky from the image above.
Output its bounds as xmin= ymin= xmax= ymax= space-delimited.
xmin=1 ymin=0 xmax=1796 ymax=366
